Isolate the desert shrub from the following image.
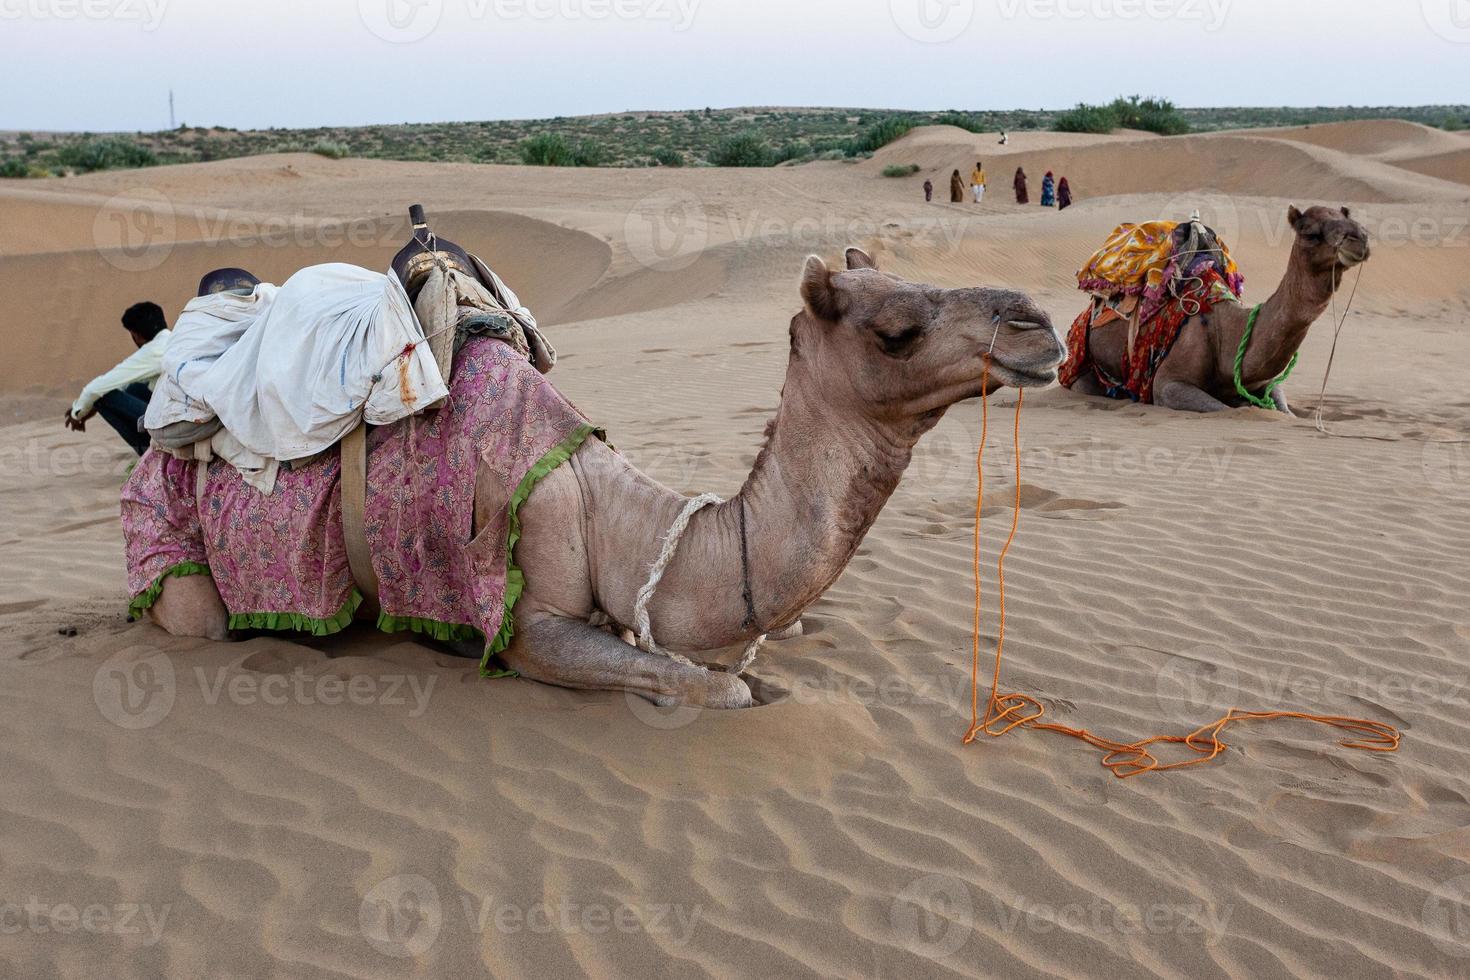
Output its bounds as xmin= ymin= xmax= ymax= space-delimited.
xmin=935 ymin=112 xmax=986 ymax=133
xmin=571 ymin=139 xmax=605 ymax=166
xmin=310 ymin=140 xmax=350 ymax=159
xmin=709 ymin=131 xmax=775 ymax=167
xmin=1110 ymin=96 xmax=1190 ymax=136
xmin=0 ymin=157 xmax=28 ymax=178
xmin=848 ymin=117 xmax=914 ymax=155
xmin=881 ymin=163 xmax=921 ymax=177
xmin=519 ymin=132 xmax=577 ymax=166
xmin=652 ymin=146 xmax=684 ymax=166
xmin=55 ymin=137 xmax=157 ymax=172
xmin=1053 ymin=102 xmax=1119 ymax=134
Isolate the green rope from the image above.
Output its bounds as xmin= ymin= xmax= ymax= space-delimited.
xmin=1233 ymin=304 xmax=1297 ymax=411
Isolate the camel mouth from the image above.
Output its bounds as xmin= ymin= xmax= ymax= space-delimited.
xmin=1337 ymin=242 xmax=1370 ymax=267
xmin=987 ymin=360 xmax=1059 ymax=389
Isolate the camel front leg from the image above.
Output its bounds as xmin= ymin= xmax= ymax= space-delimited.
xmin=1269 ymin=386 xmax=1294 ymax=416
xmin=148 ymin=573 xmax=229 ymax=641
xmin=1156 ymin=380 xmax=1232 ymax=413
xmin=503 ymin=615 xmax=753 ymax=709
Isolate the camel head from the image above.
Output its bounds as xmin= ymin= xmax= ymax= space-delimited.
xmin=1287 ymin=205 xmax=1370 ymax=271
xmin=794 ymin=248 xmax=1064 ymax=423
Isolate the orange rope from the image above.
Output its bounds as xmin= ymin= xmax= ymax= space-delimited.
xmin=961 ymin=358 xmax=1400 ymax=777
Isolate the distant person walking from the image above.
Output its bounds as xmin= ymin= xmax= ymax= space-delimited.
xmin=1057 ymin=176 xmax=1073 ymax=210
xmin=998 ymin=131 xmax=1008 ymax=145
xmin=970 ymin=161 xmax=986 ymax=204
xmin=1039 ymin=170 xmax=1056 ymax=207
xmin=949 ymin=169 xmax=965 ymax=203
xmin=1013 ymin=166 xmax=1029 ymax=204
xmin=923 ymin=178 xmax=933 ymax=202
xmin=64 ymin=301 xmax=171 ymax=456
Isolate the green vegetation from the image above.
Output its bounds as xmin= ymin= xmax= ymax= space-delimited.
xmin=1054 ymin=96 xmax=1190 ymax=136
xmin=4 ymin=104 xmax=1465 ymax=176
xmin=881 ymin=163 xmax=921 ymax=177
xmin=709 ymin=131 xmax=775 ymax=167
xmin=310 ymin=140 xmax=350 ymax=159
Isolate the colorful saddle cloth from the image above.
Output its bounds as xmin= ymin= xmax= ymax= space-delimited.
xmin=122 ymin=337 xmax=598 ymax=672
xmin=1062 ymin=218 xmax=1245 ymax=404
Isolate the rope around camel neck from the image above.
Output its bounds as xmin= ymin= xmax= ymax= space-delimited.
xmin=632 ymin=493 xmax=767 ymax=675
xmin=963 ymin=356 xmax=1400 ymax=776
xmin=1232 ymin=305 xmax=1298 ymax=410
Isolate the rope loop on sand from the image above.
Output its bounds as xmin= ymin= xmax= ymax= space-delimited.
xmin=632 ymin=492 xmax=766 ymax=674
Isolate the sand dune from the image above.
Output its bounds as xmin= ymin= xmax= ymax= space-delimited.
xmin=3 ymin=122 xmax=1470 ymax=978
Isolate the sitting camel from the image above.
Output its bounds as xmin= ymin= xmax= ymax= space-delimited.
xmin=1069 ymin=205 xmax=1369 ymax=413
xmin=146 ymin=248 xmax=1065 ymax=708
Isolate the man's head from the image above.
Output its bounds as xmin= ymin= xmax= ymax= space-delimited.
xmin=121 ymin=301 xmax=167 ymax=348
xmin=197 ymin=267 xmax=260 ymax=297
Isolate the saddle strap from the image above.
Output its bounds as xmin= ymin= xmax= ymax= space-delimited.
xmin=340 ymin=422 xmax=380 ymax=614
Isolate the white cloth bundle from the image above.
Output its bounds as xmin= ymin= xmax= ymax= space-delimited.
xmin=145 ymin=263 xmax=449 ymax=468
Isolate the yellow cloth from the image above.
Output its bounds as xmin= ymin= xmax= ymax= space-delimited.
xmin=970 ymin=168 xmax=986 ymax=186
xmin=1076 ymin=220 xmax=1241 ymax=294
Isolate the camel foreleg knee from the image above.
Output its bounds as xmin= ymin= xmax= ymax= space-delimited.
xmin=1156 ymin=380 xmax=1231 ymax=413
xmin=148 ymin=573 xmax=229 ymax=641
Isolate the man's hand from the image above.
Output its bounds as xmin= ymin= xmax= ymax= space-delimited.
xmin=63 ymin=409 xmax=92 ymax=432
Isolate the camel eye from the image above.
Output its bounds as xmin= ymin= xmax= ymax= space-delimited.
xmin=877 ymin=324 xmax=925 ymax=358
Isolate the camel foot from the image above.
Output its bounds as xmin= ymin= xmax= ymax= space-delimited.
xmin=148 ymin=573 xmax=229 ymax=641
xmin=768 ymin=619 xmax=803 ymax=640
xmin=507 ymin=614 xmax=753 ymax=708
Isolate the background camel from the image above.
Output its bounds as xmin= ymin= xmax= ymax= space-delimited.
xmin=151 ymin=248 xmax=1065 ymax=708
xmin=1070 ymin=205 xmax=1370 ymax=412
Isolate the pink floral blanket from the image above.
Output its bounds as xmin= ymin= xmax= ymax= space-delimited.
xmin=121 ymin=338 xmax=597 ymax=672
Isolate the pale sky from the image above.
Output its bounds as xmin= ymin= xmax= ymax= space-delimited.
xmin=2 ymin=0 xmax=1467 ymax=131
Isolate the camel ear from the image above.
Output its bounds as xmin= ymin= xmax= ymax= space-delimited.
xmin=844 ymin=247 xmax=877 ymax=271
xmin=1340 ymin=206 xmax=1351 ymax=218
xmin=1286 ymin=204 xmax=1303 ymax=229
xmin=800 ymin=255 xmax=844 ymax=322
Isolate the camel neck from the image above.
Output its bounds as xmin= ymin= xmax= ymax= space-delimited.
xmin=1244 ymin=244 xmax=1342 ymax=382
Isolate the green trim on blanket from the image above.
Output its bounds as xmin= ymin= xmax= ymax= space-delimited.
xmin=127 ymin=561 xmax=213 ymax=620
xmin=228 ymin=589 xmax=364 ymax=637
xmin=376 ymin=613 xmax=481 ymax=644
xmin=482 ymin=422 xmax=601 ymax=676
